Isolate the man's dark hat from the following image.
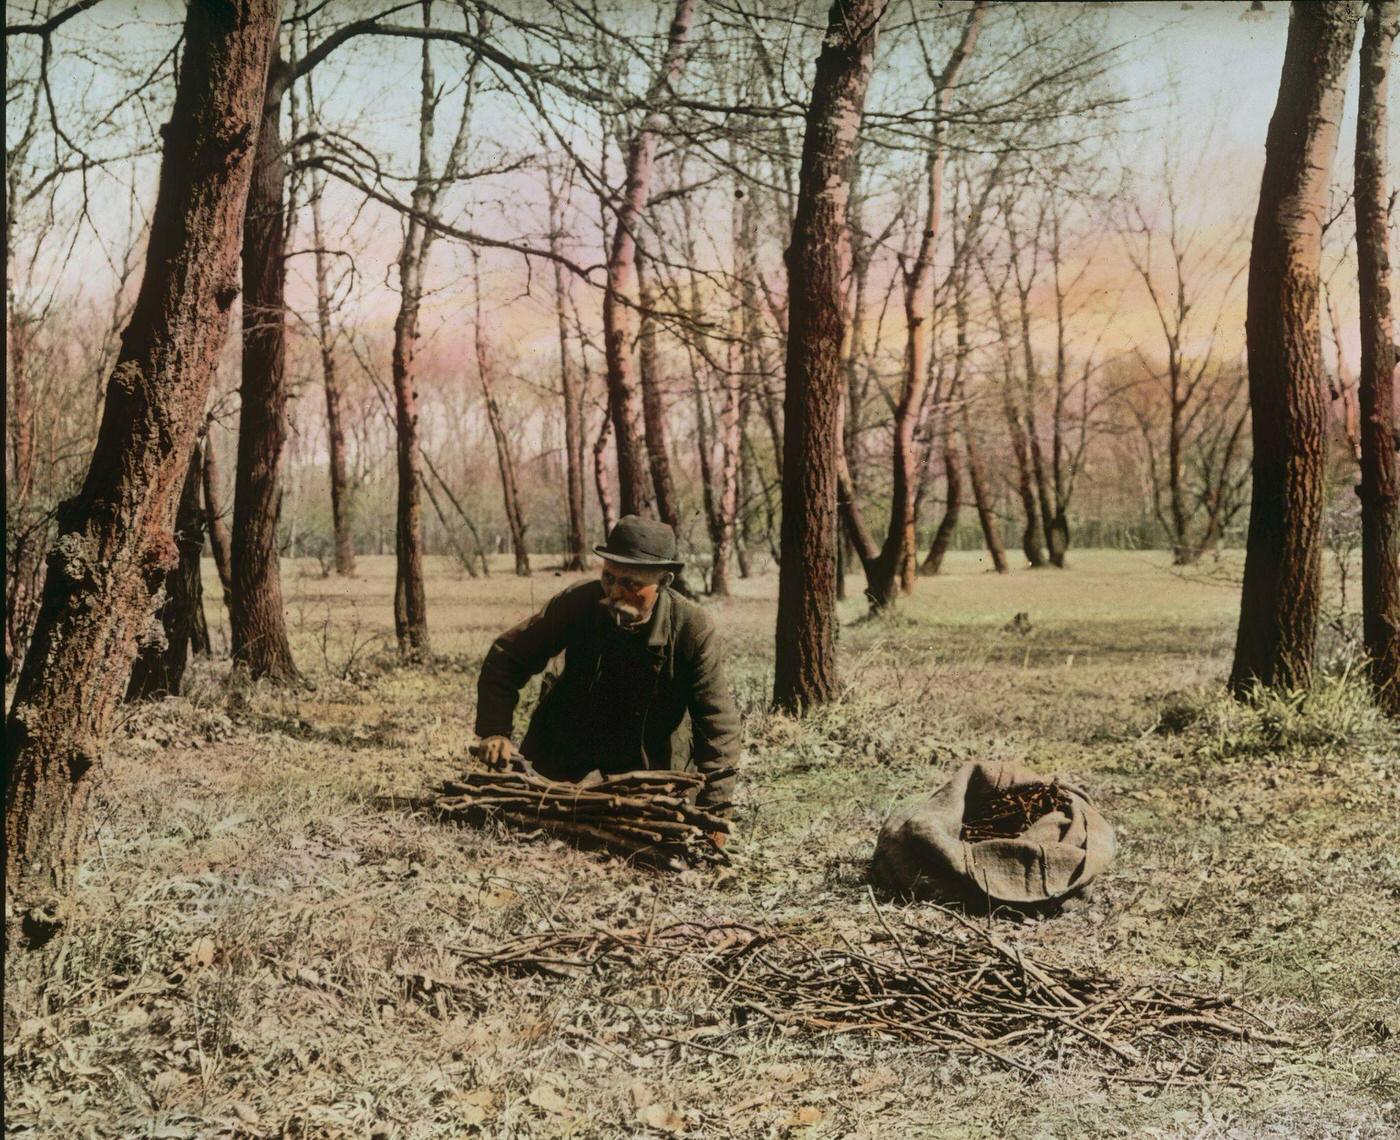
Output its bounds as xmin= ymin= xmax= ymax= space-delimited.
xmin=593 ymin=515 xmax=683 ymax=570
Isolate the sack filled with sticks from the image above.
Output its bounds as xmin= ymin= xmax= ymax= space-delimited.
xmin=433 ymin=762 xmax=734 ymax=871
xmin=871 ymin=760 xmax=1114 ymax=905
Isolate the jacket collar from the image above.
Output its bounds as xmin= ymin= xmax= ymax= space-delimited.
xmin=644 ymin=587 xmax=673 ymax=652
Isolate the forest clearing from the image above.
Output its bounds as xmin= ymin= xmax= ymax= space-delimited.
xmin=6 ymin=553 xmax=1399 ymax=1137
xmin=6 ymin=0 xmax=1400 ymax=1136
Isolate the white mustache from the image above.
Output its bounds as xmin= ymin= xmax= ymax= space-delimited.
xmin=604 ymin=599 xmax=645 ymax=625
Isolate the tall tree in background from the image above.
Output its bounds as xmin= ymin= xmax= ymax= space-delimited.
xmin=476 ymin=272 xmax=531 ymax=577
xmin=389 ymin=7 xmax=482 ymax=656
xmin=1231 ymin=1 xmax=1360 ymax=696
xmin=773 ymin=0 xmax=882 ymax=713
xmin=602 ymin=0 xmax=695 ymax=516
xmin=546 ymin=162 xmax=589 ymax=571
xmin=844 ymin=3 xmax=985 ymax=608
xmin=4 ymin=0 xmax=279 ymax=1013
xmin=1354 ymin=0 xmax=1400 ymax=715
xmin=306 ymin=69 xmax=356 ymax=578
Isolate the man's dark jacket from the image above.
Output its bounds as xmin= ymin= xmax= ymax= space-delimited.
xmin=475 ymin=580 xmax=740 ymax=812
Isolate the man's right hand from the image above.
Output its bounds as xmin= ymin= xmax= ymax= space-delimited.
xmin=477 ymin=736 xmax=517 ymax=769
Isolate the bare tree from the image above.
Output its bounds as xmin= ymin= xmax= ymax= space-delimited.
xmin=1118 ymin=143 xmax=1249 ymax=564
xmin=1231 ymin=1 xmax=1360 ymax=696
xmin=601 ymin=0 xmax=696 ymax=516
xmin=773 ymin=0 xmax=882 ymax=713
xmin=202 ymin=423 xmax=235 ymax=607
xmin=4 ymin=0 xmax=279 ymax=1014
xmin=475 ymin=271 xmax=531 ymax=577
xmin=1354 ymin=0 xmax=1400 ymax=714
xmin=545 ymin=160 xmax=589 ymax=570
xmin=388 ymin=5 xmax=483 ymax=656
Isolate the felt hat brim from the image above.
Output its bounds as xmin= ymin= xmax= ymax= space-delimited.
xmin=592 ymin=544 xmax=684 ymax=570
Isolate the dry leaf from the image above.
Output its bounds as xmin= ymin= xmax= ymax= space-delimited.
xmin=782 ymin=1106 xmax=824 ymax=1126
xmin=637 ymin=1104 xmax=685 ymax=1133
xmin=188 ymin=936 xmax=217 ymax=969
xmin=528 ymin=1085 xmax=569 ymax=1115
xmin=853 ymin=1068 xmax=897 ymax=1093
xmin=629 ymin=1082 xmax=654 ymax=1109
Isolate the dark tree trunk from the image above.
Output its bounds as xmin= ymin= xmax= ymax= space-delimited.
xmin=1355 ymin=0 xmax=1400 ymax=715
xmin=773 ymin=0 xmax=882 ymax=713
xmin=128 ymin=447 xmax=210 ymax=699
xmin=231 ymin=49 xmax=299 ymax=682
xmin=202 ymin=428 xmax=234 ymax=607
xmin=4 ymin=0 xmax=278 ymax=1018
xmin=922 ymin=432 xmax=963 ymax=576
xmin=602 ymin=0 xmax=695 ymax=516
xmin=1231 ymin=1 xmax=1359 ymax=695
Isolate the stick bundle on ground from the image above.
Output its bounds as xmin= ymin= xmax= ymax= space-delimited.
xmin=433 ymin=766 xmax=735 ymax=869
xmin=713 ymin=898 xmax=1293 ymax=1079
xmin=959 ymin=780 xmax=1073 ymax=843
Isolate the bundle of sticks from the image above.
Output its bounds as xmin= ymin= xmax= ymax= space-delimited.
xmin=434 ymin=765 xmax=735 ymax=869
xmin=960 ymin=780 xmax=1074 ymax=843
xmin=714 ymin=894 xmax=1293 ymax=1079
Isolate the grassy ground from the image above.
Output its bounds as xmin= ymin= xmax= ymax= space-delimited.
xmin=6 ymin=551 xmax=1398 ymax=1139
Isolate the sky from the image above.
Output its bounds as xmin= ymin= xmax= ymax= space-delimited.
xmin=6 ymin=0 xmax=1390 ymax=380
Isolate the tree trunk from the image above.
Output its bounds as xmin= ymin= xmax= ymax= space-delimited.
xmin=773 ymin=0 xmax=882 ymax=713
xmin=309 ymin=183 xmax=355 ymax=576
xmin=922 ymin=428 xmax=963 ymax=575
xmin=4 ymin=0 xmax=277 ymax=1019
xmin=477 ymin=316 xmax=531 ymax=577
xmin=549 ymin=182 xmax=589 ymax=571
xmin=709 ymin=184 xmax=747 ymax=598
xmin=1230 ymin=1 xmax=1359 ymax=695
xmin=231 ymin=48 xmax=300 ymax=683
xmin=1355 ymin=0 xmax=1400 ymax=715
xmin=601 ymin=0 xmax=695 ymax=516
xmin=636 ymin=247 xmax=682 ymax=531
xmin=127 ymin=447 xmax=210 ymax=699
xmin=962 ymin=404 xmax=1009 ymax=573
xmin=860 ymin=1 xmax=984 ymax=608
xmin=202 ymin=427 xmax=234 ymax=607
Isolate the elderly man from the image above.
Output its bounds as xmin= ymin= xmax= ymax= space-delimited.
xmin=474 ymin=516 xmax=741 ymax=832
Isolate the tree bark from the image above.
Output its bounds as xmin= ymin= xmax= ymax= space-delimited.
xmin=231 ymin=46 xmax=299 ymax=682
xmin=602 ymin=0 xmax=695 ymax=516
xmin=1230 ymin=1 xmax=1359 ymax=695
xmin=127 ymin=446 xmax=210 ymax=699
xmin=773 ymin=0 xmax=882 ymax=713
xmin=202 ymin=427 xmax=234 ymax=607
xmin=1355 ymin=0 xmax=1400 ymax=715
xmin=709 ymin=183 xmax=747 ymax=598
xmin=4 ymin=0 xmax=278 ymax=1018
xmin=922 ymin=417 xmax=963 ymax=576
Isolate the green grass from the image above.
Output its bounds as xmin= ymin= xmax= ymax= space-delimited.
xmin=5 ymin=551 xmax=1398 ymax=1138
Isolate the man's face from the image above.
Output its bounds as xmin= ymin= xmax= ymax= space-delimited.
xmin=600 ymin=560 xmax=669 ymax=627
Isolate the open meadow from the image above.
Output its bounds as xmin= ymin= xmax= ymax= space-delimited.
xmin=5 ymin=551 xmax=1399 ymax=1139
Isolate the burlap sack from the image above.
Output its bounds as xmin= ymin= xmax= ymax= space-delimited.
xmin=871 ymin=760 xmax=1114 ymax=905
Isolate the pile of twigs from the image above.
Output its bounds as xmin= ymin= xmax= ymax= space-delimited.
xmin=713 ymin=895 xmax=1293 ymax=1079
xmin=434 ymin=766 xmax=734 ymax=869
xmin=960 ymin=781 xmax=1073 ymax=843
xmin=450 ymin=921 xmax=761 ymax=980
